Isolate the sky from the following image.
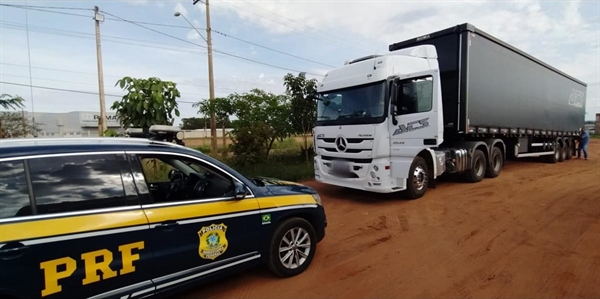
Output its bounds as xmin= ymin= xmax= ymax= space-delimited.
xmin=0 ymin=0 xmax=599 ymax=125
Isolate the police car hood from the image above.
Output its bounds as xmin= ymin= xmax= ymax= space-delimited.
xmin=251 ymin=177 xmax=316 ymax=195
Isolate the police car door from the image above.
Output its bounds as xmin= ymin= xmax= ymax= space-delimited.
xmin=131 ymin=153 xmax=262 ymax=292
xmin=0 ymin=154 xmax=153 ymax=299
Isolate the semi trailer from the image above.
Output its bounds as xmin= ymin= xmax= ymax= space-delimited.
xmin=313 ymin=23 xmax=587 ymax=199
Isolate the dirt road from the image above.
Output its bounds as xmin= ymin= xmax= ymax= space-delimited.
xmin=182 ymin=139 xmax=600 ymax=299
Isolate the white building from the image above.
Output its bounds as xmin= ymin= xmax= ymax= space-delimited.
xmin=26 ymin=111 xmax=123 ymax=138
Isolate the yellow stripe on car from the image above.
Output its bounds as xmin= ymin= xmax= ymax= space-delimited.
xmin=0 ymin=210 xmax=148 ymax=244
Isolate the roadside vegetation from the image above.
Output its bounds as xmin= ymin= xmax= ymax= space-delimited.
xmin=107 ymin=72 xmax=317 ymax=182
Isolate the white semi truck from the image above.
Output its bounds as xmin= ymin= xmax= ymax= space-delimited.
xmin=313 ymin=23 xmax=587 ymax=199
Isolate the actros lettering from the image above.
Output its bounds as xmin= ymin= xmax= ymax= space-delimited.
xmin=39 ymin=241 xmax=145 ymax=297
xmin=393 ymin=118 xmax=430 ymax=136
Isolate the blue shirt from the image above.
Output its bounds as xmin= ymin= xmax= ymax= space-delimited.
xmin=581 ymin=131 xmax=590 ymax=145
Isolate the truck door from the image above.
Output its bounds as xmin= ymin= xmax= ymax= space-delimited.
xmin=389 ymin=70 xmax=443 ymax=158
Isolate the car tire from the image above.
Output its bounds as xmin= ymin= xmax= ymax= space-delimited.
xmin=267 ymin=217 xmax=317 ymax=278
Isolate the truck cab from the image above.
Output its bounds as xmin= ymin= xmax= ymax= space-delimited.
xmin=313 ymin=45 xmax=444 ymax=197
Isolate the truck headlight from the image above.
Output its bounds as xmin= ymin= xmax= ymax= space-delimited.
xmin=311 ymin=193 xmax=322 ymax=205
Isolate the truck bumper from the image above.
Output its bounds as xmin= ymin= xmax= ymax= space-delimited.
xmin=314 ymin=156 xmax=404 ymax=194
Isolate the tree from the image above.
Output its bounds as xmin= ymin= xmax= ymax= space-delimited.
xmin=110 ymin=77 xmax=181 ymax=129
xmin=194 ymin=97 xmax=235 ymax=158
xmin=230 ymin=89 xmax=293 ymax=160
xmin=180 ymin=117 xmax=231 ymax=130
xmin=0 ymin=94 xmax=25 ymax=138
xmin=283 ymin=72 xmax=318 ymax=161
xmin=195 ymin=89 xmax=292 ymax=164
xmin=0 ymin=112 xmax=42 ymax=138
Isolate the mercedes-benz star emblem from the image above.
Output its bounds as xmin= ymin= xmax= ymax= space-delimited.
xmin=335 ymin=136 xmax=347 ymax=152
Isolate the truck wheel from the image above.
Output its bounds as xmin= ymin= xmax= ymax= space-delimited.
xmin=267 ymin=217 xmax=317 ymax=278
xmin=485 ymin=147 xmax=503 ymax=178
xmin=565 ymin=140 xmax=573 ymax=160
xmin=546 ymin=142 xmax=559 ymax=164
xmin=558 ymin=142 xmax=566 ymax=162
xmin=405 ymin=156 xmax=428 ymax=199
xmin=465 ymin=149 xmax=486 ymax=183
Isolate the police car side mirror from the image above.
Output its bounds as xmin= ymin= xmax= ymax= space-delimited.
xmin=233 ymin=182 xmax=248 ymax=200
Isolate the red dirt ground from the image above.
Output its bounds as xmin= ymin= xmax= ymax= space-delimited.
xmin=181 ymin=139 xmax=600 ymax=299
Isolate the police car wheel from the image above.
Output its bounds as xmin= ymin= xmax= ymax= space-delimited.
xmin=267 ymin=217 xmax=317 ymax=278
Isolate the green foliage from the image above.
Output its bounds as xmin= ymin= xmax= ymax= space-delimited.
xmin=180 ymin=117 xmax=230 ymax=130
xmin=0 ymin=94 xmax=25 ymax=110
xmin=111 ymin=77 xmax=181 ymax=128
xmin=195 ymin=89 xmax=293 ymax=162
xmin=283 ymin=73 xmax=318 ymax=162
xmin=0 ymin=112 xmax=42 ymax=138
xmin=103 ymin=129 xmax=119 ymax=137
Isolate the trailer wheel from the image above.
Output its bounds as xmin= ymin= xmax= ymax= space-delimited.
xmin=405 ymin=156 xmax=428 ymax=199
xmin=485 ymin=147 xmax=503 ymax=178
xmin=565 ymin=139 xmax=573 ymax=160
xmin=558 ymin=142 xmax=566 ymax=162
xmin=546 ymin=141 xmax=559 ymax=164
xmin=465 ymin=149 xmax=486 ymax=183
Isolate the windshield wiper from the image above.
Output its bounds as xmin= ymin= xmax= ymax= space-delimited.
xmin=338 ymin=110 xmax=368 ymax=119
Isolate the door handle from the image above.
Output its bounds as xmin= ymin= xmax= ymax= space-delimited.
xmin=156 ymin=221 xmax=179 ymax=231
xmin=0 ymin=242 xmax=29 ymax=260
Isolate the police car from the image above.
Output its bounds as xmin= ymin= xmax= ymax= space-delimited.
xmin=0 ymin=126 xmax=327 ymax=299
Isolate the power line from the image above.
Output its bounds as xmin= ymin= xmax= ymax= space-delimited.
xmin=1 ymin=23 xmax=210 ymax=55
xmin=100 ymin=10 xmax=324 ymax=76
xmin=212 ymin=29 xmax=335 ymax=68
xmin=212 ymin=0 xmax=365 ymax=54
xmin=0 ymin=4 xmax=92 ymax=18
xmin=3 ymin=19 xmax=334 ymax=69
xmin=0 ymin=65 xmax=249 ymax=93
xmin=0 ymin=81 xmax=199 ymax=104
xmin=2 ymin=4 xmax=331 ymax=72
xmin=0 ymin=3 xmax=92 ymax=11
xmin=0 ymin=74 xmax=208 ymax=97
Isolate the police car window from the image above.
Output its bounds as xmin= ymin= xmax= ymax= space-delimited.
xmin=0 ymin=161 xmax=32 ymax=219
xmin=28 ymin=154 xmax=128 ymax=215
xmin=137 ymin=155 xmax=234 ymax=203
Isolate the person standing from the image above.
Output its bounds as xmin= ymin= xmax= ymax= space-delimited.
xmin=578 ymin=127 xmax=590 ymax=160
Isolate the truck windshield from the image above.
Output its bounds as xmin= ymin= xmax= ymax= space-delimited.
xmin=317 ymin=81 xmax=386 ymax=125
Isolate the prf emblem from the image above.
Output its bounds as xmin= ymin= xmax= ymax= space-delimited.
xmin=198 ymin=223 xmax=228 ymax=260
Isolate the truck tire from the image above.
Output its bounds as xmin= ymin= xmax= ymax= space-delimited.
xmin=558 ymin=142 xmax=566 ymax=162
xmin=465 ymin=149 xmax=486 ymax=183
xmin=546 ymin=142 xmax=559 ymax=164
xmin=405 ymin=156 xmax=428 ymax=199
xmin=565 ymin=140 xmax=573 ymax=160
xmin=267 ymin=217 xmax=317 ymax=278
xmin=485 ymin=147 xmax=503 ymax=178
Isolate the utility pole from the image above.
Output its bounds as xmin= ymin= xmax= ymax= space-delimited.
xmin=94 ymin=6 xmax=107 ymax=137
xmin=205 ymin=0 xmax=217 ymax=155
xmin=184 ymin=0 xmax=217 ymax=155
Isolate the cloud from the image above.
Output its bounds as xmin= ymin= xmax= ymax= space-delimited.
xmin=174 ymin=2 xmax=188 ymax=17
xmin=186 ymin=30 xmax=201 ymax=41
xmin=259 ymin=73 xmax=264 ymax=79
xmin=122 ymin=0 xmax=148 ymax=6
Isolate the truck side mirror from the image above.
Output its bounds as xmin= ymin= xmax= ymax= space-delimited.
xmin=390 ymin=78 xmax=400 ymax=126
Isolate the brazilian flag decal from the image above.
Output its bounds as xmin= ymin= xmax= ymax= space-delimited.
xmin=261 ymin=214 xmax=271 ymax=224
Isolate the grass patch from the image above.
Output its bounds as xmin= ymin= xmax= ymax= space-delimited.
xmin=189 ymin=136 xmax=316 ymax=182
xmin=591 ymin=134 xmax=600 ymax=139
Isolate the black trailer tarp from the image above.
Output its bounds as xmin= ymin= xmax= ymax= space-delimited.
xmin=389 ymin=23 xmax=587 ymax=135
